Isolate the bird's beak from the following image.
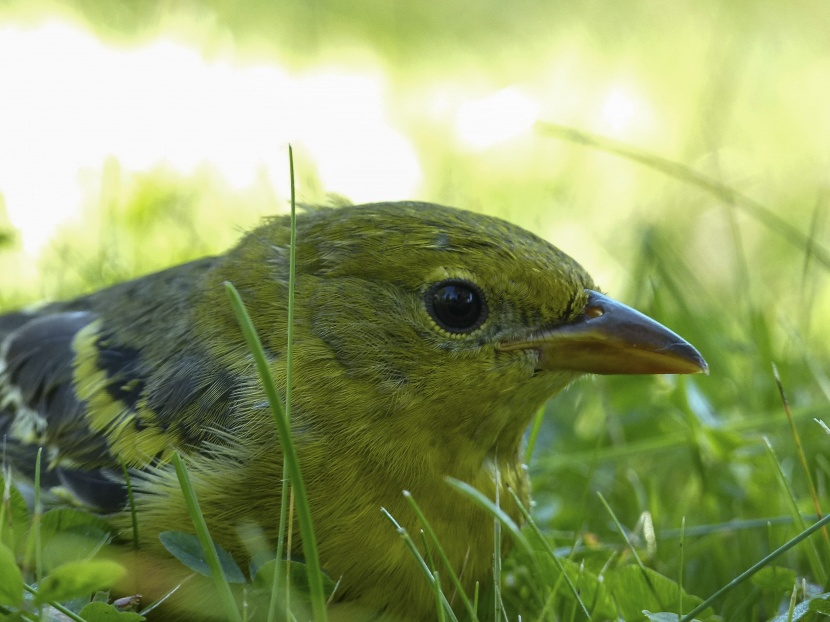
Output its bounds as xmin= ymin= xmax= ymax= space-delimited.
xmin=499 ymin=290 xmax=708 ymax=375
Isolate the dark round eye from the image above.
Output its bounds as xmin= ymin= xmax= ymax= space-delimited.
xmin=426 ymin=280 xmax=488 ymax=333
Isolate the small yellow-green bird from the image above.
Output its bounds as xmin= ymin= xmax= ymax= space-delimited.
xmin=0 ymin=202 xmax=706 ymax=619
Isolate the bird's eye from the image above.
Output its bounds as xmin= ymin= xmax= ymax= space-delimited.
xmin=426 ymin=280 xmax=488 ymax=333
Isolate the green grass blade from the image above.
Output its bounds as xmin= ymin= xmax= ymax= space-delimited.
xmin=29 ymin=448 xmax=43 ymax=585
xmin=507 ymin=489 xmax=591 ymax=620
xmin=763 ymin=437 xmax=827 ymax=582
xmin=380 ymin=508 xmax=459 ymax=622
xmin=121 ymin=462 xmax=139 ymax=550
xmin=773 ymin=364 xmax=830 ymax=559
xmin=265 ymin=146 xmax=298 ymax=622
xmin=524 ymin=406 xmax=545 ymax=489
xmin=402 ymin=491 xmax=477 ymax=619
xmin=444 ymin=477 xmax=533 ymax=558
xmin=597 ymin=492 xmax=665 ymax=611
xmin=171 ymin=451 xmax=242 ymax=622
xmin=225 ymin=149 xmax=327 ymax=621
xmin=678 ymin=516 xmax=686 ymax=619
xmin=679 ymin=513 xmax=830 ymax=622
xmin=266 ymin=462 xmax=291 ymax=622
xmin=224 ymin=281 xmax=329 ymax=621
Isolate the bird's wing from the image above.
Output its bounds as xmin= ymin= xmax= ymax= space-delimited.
xmin=0 ymin=308 xmax=132 ymax=509
xmin=0 ymin=289 xmax=244 ymax=512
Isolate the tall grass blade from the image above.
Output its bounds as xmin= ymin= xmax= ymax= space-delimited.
xmin=171 ymin=451 xmax=242 ymax=622
xmin=679 ymin=513 xmax=830 ymax=622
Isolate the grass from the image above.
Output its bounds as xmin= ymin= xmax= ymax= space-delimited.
xmin=1 ymin=90 xmax=829 ymax=622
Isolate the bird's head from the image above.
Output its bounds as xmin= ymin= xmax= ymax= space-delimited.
xmin=223 ymin=202 xmax=706 ymax=473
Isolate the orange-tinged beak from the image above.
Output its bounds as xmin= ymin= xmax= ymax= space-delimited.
xmin=499 ymin=290 xmax=708 ymax=375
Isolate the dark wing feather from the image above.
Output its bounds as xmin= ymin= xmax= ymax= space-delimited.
xmin=0 ymin=259 xmax=243 ymax=512
xmin=2 ymin=311 xmax=94 ymax=430
xmin=0 ymin=309 xmax=126 ymax=510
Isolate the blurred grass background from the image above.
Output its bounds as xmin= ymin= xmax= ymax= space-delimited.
xmin=1 ymin=1 xmax=829 ymax=619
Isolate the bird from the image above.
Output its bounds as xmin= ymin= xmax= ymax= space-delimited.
xmin=0 ymin=201 xmax=707 ymax=620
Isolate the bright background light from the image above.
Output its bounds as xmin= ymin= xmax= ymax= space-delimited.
xmin=455 ymin=87 xmax=540 ymax=149
xmin=0 ymin=21 xmax=423 ymax=253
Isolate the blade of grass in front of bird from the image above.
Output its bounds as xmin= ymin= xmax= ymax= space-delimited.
xmin=172 ymin=451 xmax=242 ymax=622
xmin=25 ymin=448 xmax=44 ymax=585
xmin=225 ymin=147 xmax=329 ymax=621
xmin=265 ymin=151 xmax=297 ymax=619
xmin=432 ymin=571 xmax=446 ymax=622
xmin=121 ymin=462 xmax=139 ymax=550
xmin=678 ymin=516 xmax=686 ymax=619
xmin=285 ymin=489 xmax=296 ymax=614
xmin=418 ymin=527 xmax=450 ymax=617
xmin=419 ymin=529 xmax=437 ymax=577
xmin=492 ymin=467 xmax=506 ymax=622
xmin=139 ymin=572 xmax=196 ymax=617
xmin=265 ymin=145 xmax=319 ymax=622
xmin=0 ymin=469 xmax=8 ymax=544
xmin=524 ymin=406 xmax=545 ymax=484
xmin=281 ymin=143 xmax=299 ymax=621
xmin=268 ymin=476 xmax=291 ymax=621
xmin=267 ymin=150 xmax=296 ymax=622
xmin=679 ymin=512 xmax=830 ymax=622
xmin=444 ymin=477 xmax=534 ymax=560
xmin=403 ymin=491 xmax=477 ymax=619
xmin=380 ymin=507 xmax=459 ymax=622
xmin=506 ymin=488 xmax=591 ymax=620
xmin=35 ymin=448 xmax=42 ymax=582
